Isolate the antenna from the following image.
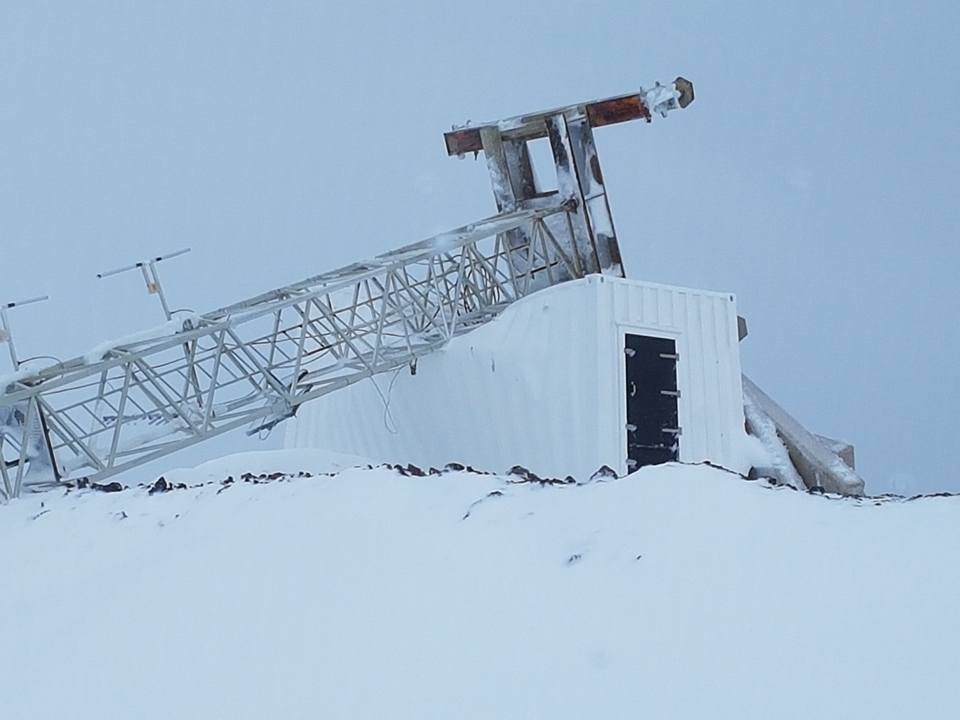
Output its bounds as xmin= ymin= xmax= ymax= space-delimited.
xmin=97 ymin=248 xmax=191 ymax=321
xmin=0 ymin=295 xmax=50 ymax=370
xmin=1 ymin=79 xmax=699 ymax=499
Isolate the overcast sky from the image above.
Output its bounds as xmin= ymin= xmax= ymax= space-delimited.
xmin=2 ymin=1 xmax=957 ymax=493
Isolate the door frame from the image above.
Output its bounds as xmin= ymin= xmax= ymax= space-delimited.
xmin=616 ymin=324 xmax=686 ymax=476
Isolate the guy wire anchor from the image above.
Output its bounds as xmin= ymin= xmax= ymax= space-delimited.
xmin=97 ymin=248 xmax=192 ymax=321
xmin=1 ymin=295 xmax=50 ymax=370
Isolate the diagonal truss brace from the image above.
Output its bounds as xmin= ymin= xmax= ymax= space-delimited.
xmin=0 ymin=204 xmax=585 ymax=498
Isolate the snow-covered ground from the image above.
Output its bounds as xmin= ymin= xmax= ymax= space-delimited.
xmin=3 ymin=450 xmax=959 ymax=719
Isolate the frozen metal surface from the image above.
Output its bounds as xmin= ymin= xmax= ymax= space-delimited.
xmin=443 ymin=77 xmax=694 ymax=156
xmin=1 ymin=205 xmax=590 ymax=499
xmin=1 ymin=80 xmax=697 ymax=500
xmin=449 ymin=77 xmax=696 ymax=285
xmin=603 ymin=277 xmax=747 ymax=473
xmin=286 ymin=275 xmax=749 ymax=480
xmin=742 ymin=376 xmax=865 ymax=496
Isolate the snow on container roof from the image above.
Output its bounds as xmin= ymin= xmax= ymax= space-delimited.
xmin=285 ymin=275 xmax=751 ymax=480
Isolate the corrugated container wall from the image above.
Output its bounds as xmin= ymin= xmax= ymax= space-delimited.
xmin=285 ymin=276 xmax=749 ymax=478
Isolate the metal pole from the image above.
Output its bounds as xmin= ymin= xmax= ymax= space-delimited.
xmin=98 ymin=248 xmax=191 ymax=321
xmin=1 ymin=296 xmax=50 ymax=370
xmin=0 ymin=306 xmax=17 ymax=370
xmin=148 ymin=260 xmax=173 ymax=320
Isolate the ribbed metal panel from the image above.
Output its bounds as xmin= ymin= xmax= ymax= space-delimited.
xmin=286 ymin=276 xmax=747 ymax=478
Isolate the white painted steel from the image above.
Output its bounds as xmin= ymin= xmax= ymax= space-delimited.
xmin=285 ymin=275 xmax=749 ymax=479
xmin=0 ymin=205 xmax=584 ymax=498
xmin=0 ymin=81 xmax=697 ymax=499
xmin=743 ymin=376 xmax=864 ymax=495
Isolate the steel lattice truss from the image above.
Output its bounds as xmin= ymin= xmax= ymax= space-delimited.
xmin=1 ymin=78 xmax=697 ymax=500
xmin=1 ymin=204 xmax=589 ymax=499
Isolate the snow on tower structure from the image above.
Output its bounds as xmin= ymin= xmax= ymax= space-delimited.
xmin=286 ymin=274 xmax=749 ymax=479
xmin=1 ymin=77 xmax=865 ymax=499
xmin=286 ymin=79 xmax=756 ymax=478
xmin=286 ymin=79 xmax=863 ymax=494
xmin=444 ymin=78 xmax=694 ymax=280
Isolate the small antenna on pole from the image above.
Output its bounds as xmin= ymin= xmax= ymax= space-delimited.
xmin=0 ymin=295 xmax=50 ymax=370
xmin=96 ymin=248 xmax=191 ymax=321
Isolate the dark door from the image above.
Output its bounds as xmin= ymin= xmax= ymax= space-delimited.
xmin=625 ymin=334 xmax=680 ymax=473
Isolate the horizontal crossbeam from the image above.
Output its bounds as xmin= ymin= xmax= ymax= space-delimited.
xmin=443 ymin=77 xmax=694 ymax=156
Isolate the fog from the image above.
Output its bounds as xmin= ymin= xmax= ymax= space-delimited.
xmin=2 ymin=1 xmax=957 ymax=493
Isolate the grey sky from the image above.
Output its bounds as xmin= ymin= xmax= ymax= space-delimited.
xmin=2 ymin=1 xmax=957 ymax=493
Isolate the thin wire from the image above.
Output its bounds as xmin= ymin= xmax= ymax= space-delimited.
xmin=369 ymin=368 xmax=402 ymax=435
xmin=16 ymin=355 xmax=63 ymax=366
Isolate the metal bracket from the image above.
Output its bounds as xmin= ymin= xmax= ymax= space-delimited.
xmin=97 ymin=248 xmax=191 ymax=321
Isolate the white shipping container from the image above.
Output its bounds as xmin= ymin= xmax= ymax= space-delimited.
xmin=285 ymin=275 xmax=750 ymax=479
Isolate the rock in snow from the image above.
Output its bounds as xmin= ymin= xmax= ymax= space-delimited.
xmin=2 ymin=449 xmax=959 ymax=719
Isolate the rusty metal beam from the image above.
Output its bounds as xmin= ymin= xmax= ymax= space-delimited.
xmin=445 ymin=128 xmax=484 ymax=156
xmin=586 ymin=94 xmax=650 ymax=127
xmin=443 ymin=77 xmax=694 ymax=157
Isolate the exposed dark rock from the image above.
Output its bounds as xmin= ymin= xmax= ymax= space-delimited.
xmin=590 ymin=465 xmax=618 ymax=481
xmin=91 ymin=481 xmax=124 ymax=493
xmin=148 ymin=477 xmax=171 ymax=495
xmin=507 ymin=465 xmax=541 ymax=483
xmin=507 ymin=465 xmax=570 ymax=485
xmin=461 ymin=489 xmax=505 ymax=520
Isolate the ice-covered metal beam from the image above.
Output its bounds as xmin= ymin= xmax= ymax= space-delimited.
xmin=446 ymin=77 xmax=695 ymax=284
xmin=1 ymin=81 xmax=696 ymax=501
xmin=743 ymin=375 xmax=865 ymax=496
xmin=443 ymin=77 xmax=694 ymax=156
xmin=0 ymin=204 xmax=587 ymax=499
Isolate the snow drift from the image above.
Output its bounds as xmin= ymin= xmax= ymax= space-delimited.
xmin=3 ymin=450 xmax=958 ymax=719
